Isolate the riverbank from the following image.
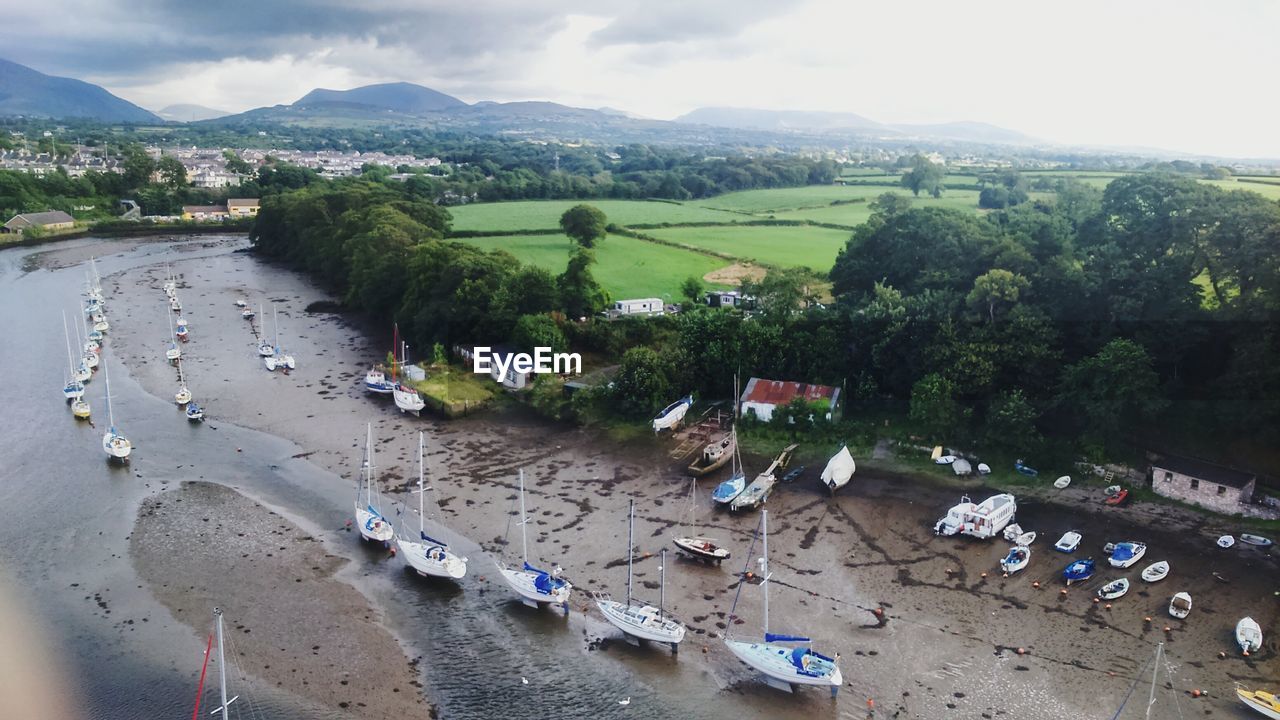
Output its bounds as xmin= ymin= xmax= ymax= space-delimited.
xmin=72 ymin=234 xmax=1279 ymax=719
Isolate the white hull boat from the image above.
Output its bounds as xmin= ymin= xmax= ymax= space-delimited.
xmin=82 ymin=352 xmax=98 ymax=369
xmin=395 ymin=432 xmax=467 ymax=580
xmin=594 ymin=501 xmax=685 ymax=648
xmin=1055 ymin=531 xmax=1082 ymax=553
xmin=1218 ymin=535 xmax=1236 ymax=548
xmin=1000 ymin=546 xmax=1030 ymax=575
xmin=673 ymin=535 xmax=730 ymax=562
xmin=1098 ymin=578 xmax=1130 ymax=600
xmin=1169 ymin=592 xmax=1192 ymax=619
xmin=1015 ymin=531 xmax=1037 ymax=546
xmin=1108 ymin=541 xmax=1147 ymax=568
xmin=100 ymin=358 xmax=130 ymax=461
xmin=1003 ymin=523 xmax=1022 ymax=541
xmin=1140 ymin=561 xmax=1170 ymax=582
xmin=353 ymin=425 xmax=394 ymax=545
xmin=652 ymin=395 xmax=692 ymax=433
xmin=185 ymin=402 xmax=204 ymax=421
xmin=1237 ymin=617 xmax=1263 ymax=655
xmin=258 ymin=341 xmax=275 ymax=357
xmin=1236 ymin=688 xmax=1280 ymax=719
xmin=264 ymin=354 xmax=296 ymax=371
xmin=356 ymin=505 xmax=394 ymax=544
xmin=393 ymin=384 xmax=425 ymax=415
xmin=72 ymin=399 xmax=91 ymax=419
xmin=1054 ymin=475 xmax=1071 ymax=489
xmin=364 ymin=368 xmax=395 ymax=394
xmin=934 ymin=494 xmax=1017 ymax=539
xmin=63 ymin=381 xmax=85 ymax=401
xmin=499 ymin=469 xmax=572 ymax=611
xmin=819 ymin=445 xmax=855 ymax=493
xmin=1240 ymin=534 xmax=1274 ymax=548
xmin=175 ymin=386 xmax=192 ymax=406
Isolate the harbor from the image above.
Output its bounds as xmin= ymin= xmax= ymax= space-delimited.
xmin=2 ymin=232 xmax=1277 ymax=719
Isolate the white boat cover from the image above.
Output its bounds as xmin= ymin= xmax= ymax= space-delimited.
xmin=820 ymin=446 xmax=856 ymax=490
xmin=952 ymin=458 xmax=972 ymax=475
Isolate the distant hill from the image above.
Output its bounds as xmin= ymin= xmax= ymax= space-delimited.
xmin=156 ymin=103 xmax=230 ymax=122
xmin=676 ymin=106 xmax=884 ymax=133
xmin=889 ymin=120 xmax=1038 ymax=146
xmin=294 ymin=82 xmax=466 ymax=113
xmin=0 ymin=57 xmax=160 ymax=122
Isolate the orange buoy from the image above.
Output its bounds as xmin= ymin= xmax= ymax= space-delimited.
xmin=1016 ymin=647 xmax=1026 ymax=655
xmin=1163 ymin=626 xmax=1171 ymax=633
xmin=1244 ymin=650 xmax=1251 ymax=657
xmin=1218 ymin=651 xmax=1226 ymax=659
xmin=1191 ymin=689 xmax=1202 ymax=698
xmin=1032 ymin=581 xmax=1040 ymax=589
xmin=1105 ymin=604 xmax=1112 ymax=610
xmin=867 ymin=698 xmax=875 ymax=709
xmin=1093 ymin=598 xmax=1100 ymax=604
xmin=1060 ymin=588 xmax=1068 ymax=596
xmin=873 ymin=608 xmax=884 ymax=617
xmin=980 ymin=572 xmax=988 ymax=579
xmin=1144 ymin=617 xmax=1152 ymax=623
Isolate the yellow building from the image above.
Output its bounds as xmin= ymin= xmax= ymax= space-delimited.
xmin=227 ymin=198 xmax=260 ymax=217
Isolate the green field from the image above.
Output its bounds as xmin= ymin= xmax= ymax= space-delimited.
xmin=447 ymin=199 xmax=743 ymax=232
xmin=1203 ymin=179 xmax=1280 ymax=201
xmin=456 ymin=233 xmax=729 ymax=299
xmin=694 ymin=184 xmax=901 ymax=213
xmin=644 ymin=225 xmax=853 ymax=270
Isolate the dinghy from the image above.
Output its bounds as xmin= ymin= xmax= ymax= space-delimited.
xmin=977 ymin=463 xmax=991 ymax=475
xmin=819 ymin=445 xmax=856 ymax=494
xmin=1097 ymin=578 xmax=1130 ymax=600
xmin=1140 ymin=561 xmax=1170 ymax=582
xmin=1108 ymin=541 xmax=1147 ymax=568
xmin=353 ymin=425 xmax=394 ymax=546
xmin=498 ymin=469 xmax=572 ymax=611
xmin=185 ymin=401 xmax=204 ymax=422
xmin=395 ymin=432 xmax=467 ymax=580
xmin=1000 ymin=546 xmax=1030 ymax=575
xmin=652 ymin=395 xmax=692 ymax=433
xmin=1015 ymin=531 xmax=1036 ymax=546
xmin=724 ymin=510 xmax=842 ymax=696
xmin=1236 ymin=687 xmax=1280 ymax=719
xmin=1054 ymin=475 xmax=1071 ymax=489
xmin=594 ymin=500 xmax=686 ymax=649
xmin=673 ymin=479 xmax=731 ymax=563
xmin=1055 ymin=531 xmax=1082 ymax=553
xmin=1218 ymin=535 xmax=1236 ymax=548
xmin=1240 ymin=534 xmax=1274 ymax=548
xmin=1062 ymin=558 xmax=1095 ymax=585
xmin=1168 ymin=592 xmax=1192 ymax=619
xmin=1237 ymin=617 xmax=1263 ymax=655
xmin=935 ymin=454 xmax=957 ymax=465
xmin=1105 ymin=489 xmax=1129 ymax=506
xmin=1105 ymin=485 xmax=1121 ymax=497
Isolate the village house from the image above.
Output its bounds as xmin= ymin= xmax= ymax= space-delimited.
xmin=739 ymin=377 xmax=841 ymax=423
xmin=3 ymin=210 xmax=75 ymax=234
xmin=181 ymin=205 xmax=230 ymax=221
xmin=227 ymin=198 xmax=260 ymax=217
xmin=1149 ymin=453 xmax=1259 ymax=515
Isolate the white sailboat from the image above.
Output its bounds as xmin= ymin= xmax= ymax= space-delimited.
xmin=819 ymin=445 xmax=856 ymax=494
xmin=75 ymin=316 xmax=98 ymax=372
xmin=673 ymin=478 xmax=731 ymax=563
xmin=354 ymin=424 xmax=394 ymax=546
xmin=395 ymin=432 xmax=467 ymax=579
xmin=101 ymin=357 xmax=131 ymax=462
xmin=164 ymin=309 xmax=181 ymax=363
xmin=391 ymin=339 xmax=425 ymax=415
xmin=256 ymin=303 xmax=274 ymax=356
xmin=264 ymin=305 xmax=296 ymax=371
xmin=594 ymin=500 xmax=686 ymax=650
xmin=712 ymin=425 xmax=747 ymax=506
xmin=61 ymin=311 xmax=86 ymax=401
xmin=498 ymin=469 xmax=572 ymax=612
xmin=174 ymin=357 xmax=192 ymax=406
xmin=205 ymin=608 xmax=241 ymax=718
xmin=725 ymin=510 xmax=842 ymax=695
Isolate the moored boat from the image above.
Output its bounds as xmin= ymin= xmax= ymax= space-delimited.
xmin=393 ymin=383 xmax=425 ymax=415
xmin=687 ymin=432 xmax=734 ymax=477
xmin=1105 ymin=489 xmax=1129 ymax=505
xmin=1240 ymin=534 xmax=1273 ymax=548
xmin=819 ymin=445 xmax=856 ymax=494
xmin=933 ymin=494 xmax=1017 ymax=539
xmin=1098 ymin=578 xmax=1130 ymax=600
xmin=1140 ymin=560 xmax=1170 ymax=582
xmin=1054 ymin=475 xmax=1071 ymax=489
xmin=1236 ymin=687 xmax=1280 ymax=719
xmin=1000 ymin=546 xmax=1030 ymax=575
xmin=1015 ymin=531 xmax=1036 ymax=546
xmin=497 ymin=469 xmax=572 ymax=611
xmin=364 ymin=367 xmax=395 ymax=394
xmin=1237 ymin=617 xmax=1263 ymax=655
xmin=185 ymin=401 xmax=204 ymax=421
xmin=594 ymin=500 xmax=686 ymax=649
xmin=1054 ymin=531 xmax=1082 ymax=552
xmin=1108 ymin=541 xmax=1147 ymax=568
xmin=673 ymin=479 xmax=731 ymax=563
xmin=1169 ymin=592 xmax=1192 ymax=619
xmin=1062 ymin=557 xmax=1094 ymax=585
xmin=395 ymin=432 xmax=467 ymax=580
xmin=1218 ymin=535 xmax=1236 ymax=548
xmin=353 ymin=425 xmax=394 ymax=546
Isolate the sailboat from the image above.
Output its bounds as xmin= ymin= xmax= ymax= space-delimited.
xmin=174 ymin=357 xmax=192 ymax=406
xmin=175 ymin=306 xmax=189 ymax=342
xmin=256 ymin=304 xmax=274 ymax=357
xmin=164 ymin=309 xmax=181 ymax=364
xmin=595 ymin=500 xmax=686 ymax=650
xmin=101 ymin=357 xmax=131 ymax=462
xmin=162 ymin=266 xmax=176 ymax=297
xmin=192 ymin=608 xmax=241 ymax=719
xmin=725 ymin=510 xmax=842 ymax=695
xmin=497 ymin=469 xmax=572 ymax=612
xmin=61 ymin=311 xmax=86 ymax=401
xmin=673 ymin=479 xmax=731 ymax=563
xmin=712 ymin=425 xmax=747 ymax=506
xmin=75 ymin=316 xmax=98 ymax=372
xmin=354 ymin=424 xmax=394 ymax=546
xmin=264 ymin=305 xmax=296 ymax=371
xmin=91 ymin=311 xmax=110 ymax=334
xmin=185 ymin=400 xmax=205 ymax=422
xmin=395 ymin=432 xmax=467 ymax=579
xmin=819 ymin=445 xmax=856 ymax=494
xmin=391 ymin=332 xmax=425 ymax=415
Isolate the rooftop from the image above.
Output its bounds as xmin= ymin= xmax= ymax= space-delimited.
xmin=1150 ymin=453 xmax=1257 ymax=489
xmin=740 ymin=377 xmax=839 ymax=407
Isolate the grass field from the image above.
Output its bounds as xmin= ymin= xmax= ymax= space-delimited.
xmin=644 ymin=225 xmax=853 ymax=270
xmin=1203 ymin=179 xmax=1280 ymax=201
xmin=447 ymin=199 xmax=743 ymax=232
xmin=456 ymin=233 xmax=729 ymax=299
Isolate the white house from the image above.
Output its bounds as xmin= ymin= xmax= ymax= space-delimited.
xmin=612 ymin=298 xmax=665 ymax=317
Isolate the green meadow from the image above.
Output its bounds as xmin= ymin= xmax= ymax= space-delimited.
xmin=644 ymin=225 xmax=853 ymax=270
xmin=447 ymin=199 xmax=742 ymax=232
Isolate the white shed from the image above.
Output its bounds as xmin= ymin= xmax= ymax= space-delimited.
xmin=613 ymin=298 xmax=665 ymax=316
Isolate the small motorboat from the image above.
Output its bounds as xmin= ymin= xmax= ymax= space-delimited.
xmin=1108 ymin=541 xmax=1147 ymax=568
xmin=1218 ymin=535 xmax=1236 ymax=549
xmin=1140 ymin=561 xmax=1170 ymax=582
xmin=1003 ymin=523 xmax=1023 ymax=542
xmin=1053 ymin=475 xmax=1071 ymax=489
xmin=1237 ymin=617 xmax=1264 ymax=655
xmin=1236 ymin=686 xmax=1280 ymax=719
xmin=1240 ymin=534 xmax=1274 ymax=548
xmin=234 ymin=298 xmax=247 ymax=308
xmin=1015 ymin=531 xmax=1037 ymax=546
xmin=1169 ymin=592 xmax=1192 ymax=619
xmin=652 ymin=395 xmax=692 ymax=433
xmin=392 ymin=383 xmax=426 ymax=415
xmin=977 ymin=462 xmax=991 ymax=475
xmin=185 ymin=401 xmax=204 ymax=422
xmin=1015 ymin=459 xmax=1038 ymax=476
xmin=241 ymin=308 xmax=255 ymax=319
xmin=1105 ymin=489 xmax=1129 ymax=506
xmin=1000 ymin=546 xmax=1030 ymax=575
xmin=1055 ymin=531 xmax=1082 ymax=553
xmin=1097 ymin=578 xmax=1129 ymax=600
xmin=364 ymin=367 xmax=395 ymax=394
xmin=1063 ymin=558 xmax=1094 ymax=585
xmin=935 ymin=454 xmax=957 ymax=465
xmin=672 ymin=535 xmax=730 ymax=563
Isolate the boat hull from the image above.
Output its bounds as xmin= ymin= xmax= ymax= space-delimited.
xmin=673 ymin=536 xmax=730 ymax=562
xmin=355 ymin=507 xmax=394 ymax=544
xmin=498 ymin=566 xmax=571 ymax=607
xmin=1236 ymin=689 xmax=1280 ymax=719
xmin=595 ymin=599 xmax=686 ymax=644
xmin=725 ymin=640 xmax=842 ymax=691
xmin=396 ymin=538 xmax=466 ymax=579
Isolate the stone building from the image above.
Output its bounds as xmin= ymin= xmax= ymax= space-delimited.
xmin=1149 ymin=453 xmax=1257 ymax=515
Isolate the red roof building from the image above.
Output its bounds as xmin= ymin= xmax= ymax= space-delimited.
xmin=739 ymin=377 xmax=841 ymax=423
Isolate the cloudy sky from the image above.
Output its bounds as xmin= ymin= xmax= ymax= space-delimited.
xmin=3 ymin=0 xmax=1279 ymax=158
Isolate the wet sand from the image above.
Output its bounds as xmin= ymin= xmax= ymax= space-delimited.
xmin=131 ymin=482 xmax=429 ymax=718
xmin=73 ymin=234 xmax=1279 ymax=719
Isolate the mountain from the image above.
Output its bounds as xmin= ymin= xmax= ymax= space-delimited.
xmin=156 ymin=103 xmax=230 ymax=122
xmin=293 ymin=82 xmax=466 ymax=113
xmin=0 ymin=57 xmax=161 ymax=122
xmin=676 ymin=106 xmax=884 ymax=133
xmin=889 ymin=120 xmax=1038 ymax=146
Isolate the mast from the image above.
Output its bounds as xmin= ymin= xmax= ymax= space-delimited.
xmin=62 ymin=310 xmax=75 ymax=376
xmin=365 ymin=424 xmax=375 ymax=508
xmin=104 ymin=356 xmax=115 ymax=430
xmin=214 ymin=607 xmax=228 ymax=716
xmin=418 ymin=432 xmax=425 ymax=537
xmin=519 ymin=469 xmax=528 ymax=564
xmin=762 ymin=509 xmax=770 ymax=636
xmin=626 ymin=499 xmax=635 ymax=606
xmin=659 ymin=549 xmax=667 ymax=619
xmin=1146 ymin=643 xmax=1163 ymax=719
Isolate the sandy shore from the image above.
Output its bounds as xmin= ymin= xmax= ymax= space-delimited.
xmin=70 ymin=234 xmax=1278 ymax=719
xmin=131 ymin=482 xmax=430 ymax=718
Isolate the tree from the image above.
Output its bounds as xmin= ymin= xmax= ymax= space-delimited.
xmin=156 ymin=156 xmax=187 ymax=188
xmin=1059 ymin=338 xmax=1166 ymax=448
xmin=900 ymin=154 xmax=944 ymax=198
xmin=984 ymin=389 xmax=1041 ymax=453
xmin=611 ymin=347 xmax=672 ymax=418
xmin=559 ymin=204 xmax=608 ymax=248
xmin=909 ymin=373 xmax=971 ymax=440
xmin=743 ymin=267 xmax=818 ymax=321
xmin=511 ymin=314 xmax=567 ymax=353
xmin=680 ymin=276 xmax=704 ymax=306
xmin=222 ymin=150 xmax=254 ymax=176
xmin=967 ymin=269 xmax=1030 ymax=322
xmin=558 ymin=248 xmax=609 ymax=318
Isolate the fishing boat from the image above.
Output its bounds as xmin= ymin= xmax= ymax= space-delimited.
xmin=1053 ymin=475 xmax=1071 ymax=489
xmin=1168 ymin=592 xmax=1192 ymax=619
xmin=673 ymin=479 xmax=731 ymax=563
xmin=1218 ymin=535 xmax=1236 ymax=548
xmin=100 ymin=358 xmax=131 ymax=462
xmin=1062 ymin=557 xmax=1094 ymax=585
xmin=652 ymin=395 xmax=692 ymax=433
xmin=1108 ymin=541 xmax=1147 ymax=568
xmin=1237 ymin=687 xmax=1280 ymax=719
xmin=364 ymin=367 xmax=395 ymax=394
xmin=1054 ymin=531 xmax=1082 ymax=553
xmin=819 ymin=445 xmax=856 ymax=494
xmin=353 ymin=425 xmax=394 ymax=546
xmin=1000 ymin=546 xmax=1030 ymax=575
xmin=724 ymin=510 xmax=842 ymax=696
xmin=1015 ymin=531 xmax=1036 ymax=546
xmin=1140 ymin=561 xmax=1170 ymax=582
xmin=395 ymin=433 xmax=467 ymax=580
xmin=497 ymin=469 xmax=572 ymax=612
xmin=185 ymin=401 xmax=204 ymax=422
xmin=1097 ymin=578 xmax=1129 ymax=600
xmin=594 ymin=500 xmax=686 ymax=650
xmin=1237 ymin=617 xmax=1263 ymax=655
xmin=687 ymin=431 xmax=735 ymax=477
xmin=933 ymin=494 xmax=1018 ymax=539
xmin=1240 ymin=534 xmax=1274 ymax=548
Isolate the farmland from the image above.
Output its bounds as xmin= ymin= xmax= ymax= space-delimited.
xmin=447 ymin=199 xmax=742 ymax=232
xmin=643 ymin=224 xmax=853 ymax=270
